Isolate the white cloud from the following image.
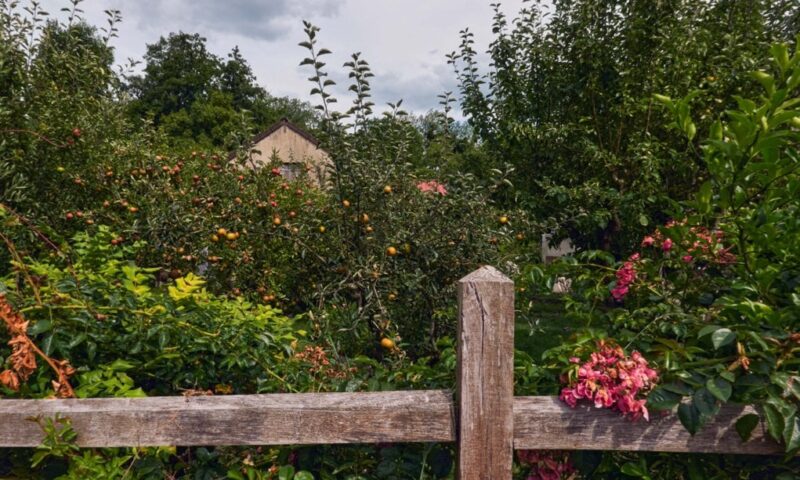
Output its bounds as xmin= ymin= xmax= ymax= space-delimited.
xmin=38 ymin=0 xmax=528 ymax=115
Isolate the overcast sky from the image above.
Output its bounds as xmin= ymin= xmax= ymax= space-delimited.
xmin=39 ymin=0 xmax=527 ymax=116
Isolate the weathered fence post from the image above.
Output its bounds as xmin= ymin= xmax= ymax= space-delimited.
xmin=456 ymin=266 xmax=515 ymax=479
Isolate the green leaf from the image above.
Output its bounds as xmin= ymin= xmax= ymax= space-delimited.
xmin=697 ymin=325 xmax=720 ymax=338
xmin=697 ymin=181 xmax=713 ymax=214
xmin=620 ymin=461 xmax=648 ymax=478
xmin=28 ymin=319 xmax=52 ymax=336
xmin=693 ymin=388 xmax=718 ymax=416
xmin=653 ymin=93 xmax=672 ymax=106
xmin=41 ymin=333 xmax=54 ymax=356
xmin=787 ymin=376 xmax=800 ymax=401
xmin=786 ymin=415 xmax=800 ymax=454
xmin=278 ymin=466 xmax=295 ymax=480
xmin=678 ymin=403 xmax=701 ymax=435
xmin=294 ymin=472 xmax=314 ymax=480
xmin=764 ymin=402 xmax=785 ymax=442
xmin=646 ymin=387 xmax=681 ymax=411
xmin=711 ymin=328 xmax=736 ymax=349
xmin=735 ymin=414 xmax=760 ymax=442
xmin=706 ymin=377 xmax=732 ymax=402
xmin=685 ymin=121 xmax=697 ymax=141
xmin=67 ymin=333 xmax=87 ymax=349
xmin=662 ymin=381 xmax=693 ymax=396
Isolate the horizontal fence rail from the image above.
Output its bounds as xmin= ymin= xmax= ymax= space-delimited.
xmin=0 ymin=266 xmax=787 ymax=477
xmin=0 ymin=392 xmax=780 ymax=455
xmin=0 ymin=391 xmax=455 ymax=448
xmin=513 ymin=397 xmax=780 ymax=455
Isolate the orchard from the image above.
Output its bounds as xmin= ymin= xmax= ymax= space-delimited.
xmin=1 ymin=0 xmax=799 ymax=479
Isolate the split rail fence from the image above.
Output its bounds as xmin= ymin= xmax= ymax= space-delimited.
xmin=0 ymin=266 xmax=782 ymax=478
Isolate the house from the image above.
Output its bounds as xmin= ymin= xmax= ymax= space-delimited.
xmin=239 ymin=118 xmax=332 ymax=186
xmin=541 ymin=233 xmax=575 ymax=294
xmin=541 ymin=233 xmax=575 ymax=264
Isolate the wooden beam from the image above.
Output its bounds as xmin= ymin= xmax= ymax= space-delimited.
xmin=0 ymin=392 xmax=784 ymax=454
xmin=456 ymin=266 xmax=515 ymax=479
xmin=0 ymin=390 xmax=455 ymax=447
xmin=514 ymin=396 xmax=782 ymax=455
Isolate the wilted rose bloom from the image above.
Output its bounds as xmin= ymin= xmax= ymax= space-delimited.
xmin=611 ymin=259 xmax=638 ymax=301
xmin=0 ymin=370 xmax=20 ymax=391
xmin=559 ymin=342 xmax=658 ymax=421
xmin=641 ymin=236 xmax=655 ymax=247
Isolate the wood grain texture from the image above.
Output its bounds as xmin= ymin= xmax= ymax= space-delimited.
xmin=514 ymin=396 xmax=783 ymax=454
xmin=0 ymin=390 xmax=455 ymax=447
xmin=457 ymin=266 xmax=515 ymax=479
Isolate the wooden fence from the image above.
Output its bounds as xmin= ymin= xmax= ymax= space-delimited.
xmin=0 ymin=266 xmax=781 ymax=478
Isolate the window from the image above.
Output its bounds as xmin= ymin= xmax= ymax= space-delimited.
xmin=279 ymin=163 xmax=303 ymax=180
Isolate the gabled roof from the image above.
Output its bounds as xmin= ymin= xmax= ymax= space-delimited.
xmin=228 ymin=118 xmax=324 ymax=162
xmin=251 ymin=117 xmax=321 ymax=147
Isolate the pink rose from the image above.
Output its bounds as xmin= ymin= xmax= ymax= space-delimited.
xmin=662 ymin=238 xmax=673 ymax=251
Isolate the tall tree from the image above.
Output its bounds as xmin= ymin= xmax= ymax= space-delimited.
xmin=126 ymin=33 xmax=319 ymax=147
xmin=219 ymin=46 xmax=265 ymax=112
xmin=127 ymin=32 xmax=221 ymax=122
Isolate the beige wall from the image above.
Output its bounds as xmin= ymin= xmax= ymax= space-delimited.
xmin=249 ymin=125 xmax=332 ymax=186
xmin=541 ymin=234 xmax=575 ymax=264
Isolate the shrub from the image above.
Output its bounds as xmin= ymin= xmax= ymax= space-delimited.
xmin=535 ymin=37 xmax=800 ymax=461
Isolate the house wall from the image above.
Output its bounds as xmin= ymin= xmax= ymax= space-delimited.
xmin=249 ymin=125 xmax=332 ymax=186
xmin=541 ymin=234 xmax=575 ymax=264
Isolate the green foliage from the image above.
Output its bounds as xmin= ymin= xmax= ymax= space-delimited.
xmin=452 ymin=0 xmax=799 ymax=253
xmin=125 ymin=31 xmax=319 ymax=147
xmin=4 ymin=1 xmax=800 ymax=478
xmin=1 ymin=227 xmax=302 ymax=397
xmin=535 ymin=37 xmax=800 ymax=467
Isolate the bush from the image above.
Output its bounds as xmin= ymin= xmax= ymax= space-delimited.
xmin=528 ymin=37 xmax=800 ymax=476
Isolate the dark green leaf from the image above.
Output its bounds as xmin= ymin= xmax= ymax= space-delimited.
xmin=646 ymin=387 xmax=681 ymax=411
xmin=662 ymin=382 xmax=693 ymax=396
xmin=28 ymin=319 xmax=52 ymax=336
xmin=278 ymin=466 xmax=295 ymax=480
xmin=735 ymin=413 xmax=760 ymax=442
xmin=786 ymin=416 xmax=800 ymax=454
xmin=41 ymin=333 xmax=54 ymax=356
xmin=620 ymin=462 xmax=648 ymax=477
xmin=706 ymin=377 xmax=732 ymax=402
xmin=678 ymin=403 xmax=701 ymax=435
xmin=711 ymin=328 xmax=736 ymax=349
xmin=765 ymin=402 xmax=785 ymax=442
xmin=693 ymin=388 xmax=718 ymax=416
